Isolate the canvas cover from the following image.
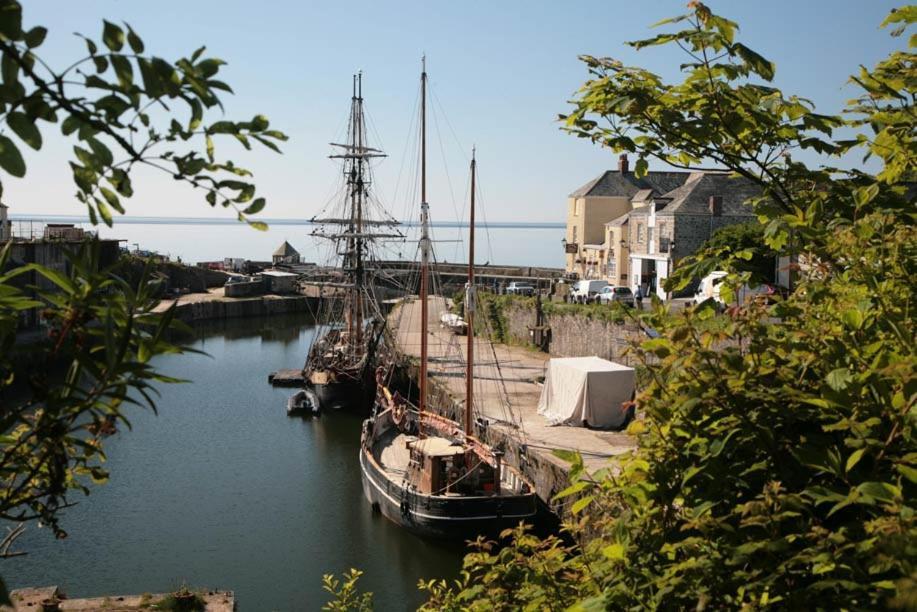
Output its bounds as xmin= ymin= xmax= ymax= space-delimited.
xmin=537 ymin=357 xmax=635 ymax=428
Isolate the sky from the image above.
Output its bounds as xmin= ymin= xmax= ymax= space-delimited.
xmin=5 ymin=0 xmax=905 ymax=224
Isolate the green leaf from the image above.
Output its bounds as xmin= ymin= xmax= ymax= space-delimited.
xmin=733 ymin=43 xmax=775 ymax=81
xmin=856 ymin=481 xmax=899 ymax=503
xmin=1 ymin=51 xmax=18 ymax=86
xmin=0 ymin=135 xmax=26 ymax=177
xmin=205 ymin=134 xmax=214 ymax=162
xmin=0 ymin=2 xmax=22 ymax=40
xmin=602 ymin=543 xmax=626 ymax=560
xmin=243 ymin=197 xmax=266 ymax=215
xmin=126 ymin=23 xmax=144 ymax=53
xmin=102 ymin=20 xmax=124 ymax=52
xmin=248 ymin=220 xmax=269 ymax=232
xmin=570 ymin=495 xmax=594 ymax=515
xmin=896 ymin=464 xmax=917 ymax=484
xmin=825 ymin=368 xmax=853 ymax=392
xmin=845 ymin=449 xmax=865 ymax=473
xmin=634 ymin=157 xmax=648 ymax=179
xmin=61 ymin=115 xmax=81 ymax=136
xmin=553 ymin=480 xmax=590 ymax=501
xmin=7 ymin=111 xmax=42 ymax=150
xmin=842 ymin=309 xmax=864 ymax=330
xmin=96 ymin=196 xmax=113 ymax=227
xmin=87 ymin=138 xmax=113 ymax=167
xmin=111 ymin=55 xmax=133 ymax=90
xmin=552 ymin=449 xmax=581 ymax=464
xmin=24 ymin=26 xmax=47 ymax=48
xmin=99 ymin=187 xmax=124 ymax=214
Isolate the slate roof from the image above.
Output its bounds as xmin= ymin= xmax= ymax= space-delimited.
xmin=273 ymin=241 xmax=300 ymax=257
xmin=569 ymin=170 xmax=691 ymax=199
xmin=629 ymin=172 xmax=759 ymax=216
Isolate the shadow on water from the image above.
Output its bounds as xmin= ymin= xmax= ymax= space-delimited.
xmin=3 ymin=314 xmax=466 ymax=611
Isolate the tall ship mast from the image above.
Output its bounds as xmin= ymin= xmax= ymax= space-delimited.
xmin=301 ymin=73 xmax=400 ymax=412
xmin=360 ymin=63 xmax=536 ymax=539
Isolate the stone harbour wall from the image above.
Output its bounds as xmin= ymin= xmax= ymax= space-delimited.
xmin=169 ymin=295 xmax=318 ymax=324
xmin=498 ymin=298 xmax=646 ymax=366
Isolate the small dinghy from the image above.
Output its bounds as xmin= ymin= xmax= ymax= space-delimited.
xmin=287 ymin=387 xmax=320 ymax=417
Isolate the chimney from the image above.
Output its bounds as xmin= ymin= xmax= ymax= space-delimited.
xmin=618 ymin=153 xmax=629 ymax=174
xmin=708 ymin=195 xmax=723 ymax=216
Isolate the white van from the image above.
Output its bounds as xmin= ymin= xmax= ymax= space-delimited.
xmin=571 ymin=279 xmax=608 ymax=303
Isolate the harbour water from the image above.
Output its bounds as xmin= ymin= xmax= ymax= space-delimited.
xmin=4 ymin=315 xmax=463 ymax=610
xmin=9 ymin=216 xmax=566 ymax=269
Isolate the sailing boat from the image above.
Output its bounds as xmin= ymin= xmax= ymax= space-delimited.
xmin=359 ymin=64 xmax=537 ymax=539
xmin=303 ymin=73 xmax=401 ymax=412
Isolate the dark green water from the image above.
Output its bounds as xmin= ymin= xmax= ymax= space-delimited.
xmin=4 ymin=315 xmax=462 ymax=610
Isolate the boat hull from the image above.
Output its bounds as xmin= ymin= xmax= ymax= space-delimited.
xmin=359 ymin=444 xmax=537 ymax=540
xmin=311 ymin=377 xmax=374 ymax=412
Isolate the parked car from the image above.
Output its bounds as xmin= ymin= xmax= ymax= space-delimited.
xmin=571 ymin=279 xmax=609 ymax=303
xmin=506 ymin=281 xmax=536 ymax=296
xmin=598 ymin=285 xmax=634 ymax=306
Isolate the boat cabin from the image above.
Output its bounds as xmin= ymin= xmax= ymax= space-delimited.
xmin=407 ymin=436 xmax=498 ymax=496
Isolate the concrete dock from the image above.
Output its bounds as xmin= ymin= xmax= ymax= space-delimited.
xmin=389 ymin=296 xmax=636 ymax=510
xmin=7 ymin=586 xmax=234 ymax=611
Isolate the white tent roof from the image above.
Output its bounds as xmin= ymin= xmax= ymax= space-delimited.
xmin=537 ymin=357 xmax=634 ymax=429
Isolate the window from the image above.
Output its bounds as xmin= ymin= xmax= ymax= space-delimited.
xmin=607 ymin=260 xmax=616 ymax=277
xmin=574 ymin=199 xmax=583 ymax=216
xmin=636 ymin=223 xmax=645 ymax=244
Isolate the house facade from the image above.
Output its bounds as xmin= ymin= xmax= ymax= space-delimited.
xmin=565 ymin=160 xmax=761 ymax=298
xmin=627 ymin=172 xmax=760 ymax=299
xmin=564 ymin=154 xmax=689 ymax=282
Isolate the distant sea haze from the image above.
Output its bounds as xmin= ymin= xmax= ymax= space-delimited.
xmin=10 ymin=215 xmax=566 ymax=269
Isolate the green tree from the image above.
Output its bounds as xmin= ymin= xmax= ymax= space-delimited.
xmin=699 ymin=222 xmax=777 ymax=284
xmin=0 ymin=0 xmax=285 ymax=582
xmin=421 ymin=3 xmax=915 ymax=610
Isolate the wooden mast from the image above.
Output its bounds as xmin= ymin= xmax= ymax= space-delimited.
xmin=465 ymin=149 xmax=476 ymax=437
xmin=354 ymin=72 xmax=364 ymax=348
xmin=419 ymin=57 xmax=429 ymax=414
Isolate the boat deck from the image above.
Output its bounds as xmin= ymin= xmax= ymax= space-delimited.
xmin=376 ymin=431 xmax=416 ymax=479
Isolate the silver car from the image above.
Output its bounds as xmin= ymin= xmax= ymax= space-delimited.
xmin=598 ymin=285 xmax=634 ymax=306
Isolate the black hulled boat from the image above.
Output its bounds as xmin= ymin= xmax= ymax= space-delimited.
xmin=360 ymin=64 xmax=537 ymax=538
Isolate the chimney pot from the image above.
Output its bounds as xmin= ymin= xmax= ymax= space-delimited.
xmin=618 ymin=153 xmax=629 ymax=174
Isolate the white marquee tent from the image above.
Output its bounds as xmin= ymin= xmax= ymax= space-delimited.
xmin=537 ymin=356 xmax=635 ymax=429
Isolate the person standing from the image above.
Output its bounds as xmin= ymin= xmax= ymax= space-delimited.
xmin=635 ymin=285 xmax=644 ymax=310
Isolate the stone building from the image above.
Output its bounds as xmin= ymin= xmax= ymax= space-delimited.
xmin=627 ymin=172 xmax=760 ymax=299
xmin=565 ymin=159 xmax=761 ymax=298
xmin=272 ymin=241 xmax=301 ymax=266
xmin=565 ymin=154 xmax=689 ymax=280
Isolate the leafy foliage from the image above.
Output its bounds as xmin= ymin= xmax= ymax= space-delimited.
xmin=322 ymin=569 xmax=373 ymax=612
xmin=0 ymin=0 xmax=285 ymax=228
xmin=421 ymin=3 xmax=915 ymax=610
xmin=698 ymin=222 xmax=777 ymax=283
xmin=419 ymin=525 xmax=590 ymax=612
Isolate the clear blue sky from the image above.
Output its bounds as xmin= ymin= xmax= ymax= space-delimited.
xmin=7 ymin=0 xmax=904 ymax=223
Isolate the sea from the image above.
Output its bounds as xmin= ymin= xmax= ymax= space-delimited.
xmin=8 ymin=215 xmax=566 ymax=269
